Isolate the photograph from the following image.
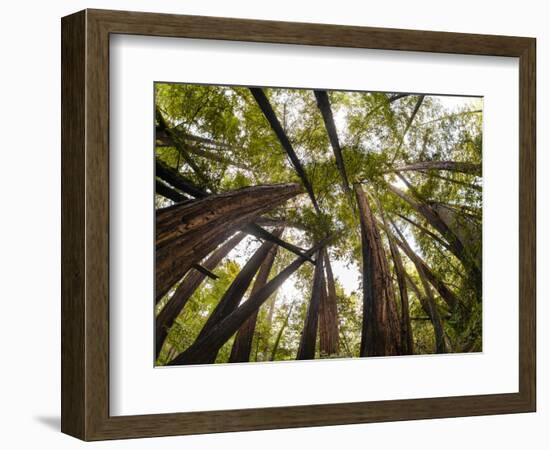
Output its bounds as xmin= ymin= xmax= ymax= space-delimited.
xmin=154 ymin=83 xmax=483 ymax=366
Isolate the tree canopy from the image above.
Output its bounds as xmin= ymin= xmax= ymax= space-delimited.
xmin=154 ymin=83 xmax=483 ymax=365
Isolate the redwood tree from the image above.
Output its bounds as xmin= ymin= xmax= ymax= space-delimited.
xmin=355 ymin=184 xmax=402 ymax=357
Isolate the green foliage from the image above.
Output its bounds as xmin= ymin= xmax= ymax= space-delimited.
xmin=155 ymin=84 xmax=483 ymax=364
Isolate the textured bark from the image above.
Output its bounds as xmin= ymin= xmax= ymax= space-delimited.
xmin=314 ymin=90 xmax=352 ymax=199
xmin=229 ymin=232 xmax=281 ymax=363
xmin=389 ymin=160 xmax=481 ymax=176
xmin=249 ymin=87 xmax=321 ymax=214
xmin=156 ymin=160 xmax=310 ymax=262
xmin=354 ymin=185 xmax=402 ymax=357
xmin=155 ymin=183 xmax=302 ymax=301
xmin=318 ymin=249 xmax=340 ymax=356
xmin=297 ymin=250 xmax=325 ymax=360
xmin=155 ymin=232 xmax=245 ymax=358
xmin=405 ymin=272 xmax=447 ymax=353
xmin=168 ymin=239 xmax=328 ymax=365
xmin=390 ymin=222 xmax=460 ymax=312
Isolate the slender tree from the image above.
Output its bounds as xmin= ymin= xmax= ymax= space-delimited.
xmin=194 ymin=230 xmax=284 ymax=364
xmin=229 ymin=230 xmax=283 ymax=363
xmin=168 ymin=239 xmax=329 ymax=365
xmin=405 ymin=272 xmax=448 ymax=353
xmin=355 ymin=184 xmax=402 ymax=356
xmin=297 ymin=250 xmax=325 ymax=360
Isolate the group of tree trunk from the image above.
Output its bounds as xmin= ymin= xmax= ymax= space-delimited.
xmin=155 ymin=88 xmax=481 ymax=365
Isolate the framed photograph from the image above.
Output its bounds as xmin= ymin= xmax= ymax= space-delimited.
xmin=61 ymin=9 xmax=536 ymax=440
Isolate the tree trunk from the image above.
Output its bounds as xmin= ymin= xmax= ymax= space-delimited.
xmin=386 ymin=183 xmax=481 ymax=284
xmin=354 ymin=184 xmax=402 ymax=357
xmin=318 ymin=249 xmax=340 ymax=356
xmin=385 ymin=231 xmax=414 ymax=355
xmin=389 ymin=221 xmax=460 ymax=312
xmin=195 ymin=229 xmax=284 ymax=363
xmin=389 ymin=160 xmax=481 ymax=176
xmin=405 ymin=272 xmax=447 ymax=353
xmin=396 ymin=213 xmax=453 ymax=253
xmin=229 ymin=230 xmax=282 ymax=363
xmin=155 ymin=232 xmax=245 ymax=358
xmin=168 ymin=239 xmax=328 ymax=365
xmin=155 ymin=183 xmax=302 ymax=301
xmin=270 ymin=302 xmax=295 ymax=361
xmin=314 ymin=90 xmax=352 ymax=200
xmin=155 ymin=179 xmax=190 ymax=203
xmin=430 ymin=203 xmax=482 ymax=271
xmin=249 ymin=87 xmax=321 ymax=214
xmin=297 ymin=250 xmax=325 ymax=360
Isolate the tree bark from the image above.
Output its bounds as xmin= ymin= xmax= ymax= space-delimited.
xmin=155 ymin=183 xmax=302 ymax=301
xmin=385 ymin=230 xmax=414 ymax=355
xmin=228 ymin=230 xmax=282 ymax=363
xmin=354 ymin=184 xmax=402 ymax=357
xmin=314 ymin=90 xmax=352 ymax=199
xmin=389 ymin=160 xmax=481 ymax=176
xmin=297 ymin=250 xmax=325 ymax=360
xmin=318 ymin=249 xmax=340 ymax=356
xmin=156 ymin=159 xmax=311 ymax=262
xmin=168 ymin=238 xmax=329 ymax=365
xmin=196 ymin=229 xmax=284 ymax=360
xmin=155 ymin=232 xmax=245 ymax=358
xmin=249 ymin=87 xmax=321 ymax=214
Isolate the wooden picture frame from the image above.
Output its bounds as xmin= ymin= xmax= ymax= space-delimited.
xmin=61 ymin=8 xmax=536 ymax=441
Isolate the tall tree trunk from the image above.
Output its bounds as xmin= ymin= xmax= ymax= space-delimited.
xmin=314 ymin=90 xmax=352 ymax=200
xmin=388 ymin=160 xmax=481 ymax=176
xmin=195 ymin=230 xmax=284 ymax=364
xmin=318 ymin=249 xmax=340 ymax=356
xmin=430 ymin=203 xmax=482 ymax=271
xmin=354 ymin=184 xmax=402 ymax=357
xmin=385 ymin=231 xmax=414 ymax=355
xmin=389 ymin=222 xmax=460 ymax=312
xmin=249 ymin=87 xmax=321 ymax=214
xmin=156 ymin=159 xmax=311 ymax=262
xmin=229 ymin=230 xmax=282 ymax=363
xmin=155 ymin=183 xmax=302 ymax=300
xmin=297 ymin=250 xmax=325 ymax=360
xmin=270 ymin=302 xmax=296 ymax=361
xmin=386 ymin=183 xmax=481 ymax=285
xmin=155 ymin=232 xmax=245 ymax=358
xmin=168 ymin=239 xmax=329 ymax=365
xmin=405 ymin=272 xmax=448 ymax=353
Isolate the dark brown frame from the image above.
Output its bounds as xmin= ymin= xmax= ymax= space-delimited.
xmin=61 ymin=8 xmax=536 ymax=441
